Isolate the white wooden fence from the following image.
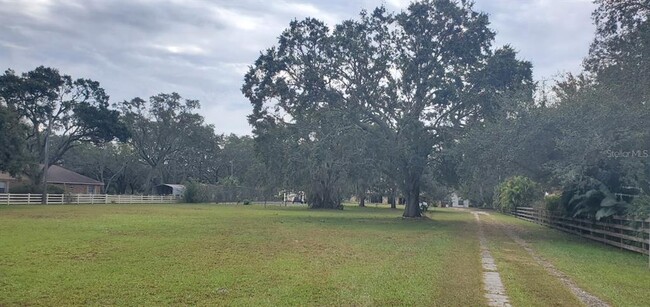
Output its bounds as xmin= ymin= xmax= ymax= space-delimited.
xmin=0 ymin=193 xmax=179 ymax=205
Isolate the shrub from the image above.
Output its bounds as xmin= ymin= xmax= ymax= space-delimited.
xmin=543 ymin=194 xmax=562 ymax=213
xmin=493 ymin=176 xmax=540 ymax=213
xmin=242 ymin=200 xmax=252 ymax=205
xmin=10 ymin=184 xmax=65 ymax=194
xmin=559 ymin=179 xmax=628 ymax=220
xmin=627 ymin=195 xmax=650 ymax=220
xmin=183 ymin=181 xmax=212 ymax=203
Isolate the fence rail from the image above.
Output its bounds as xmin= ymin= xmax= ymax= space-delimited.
xmin=0 ymin=193 xmax=179 ymax=205
xmin=513 ymin=207 xmax=650 ymax=255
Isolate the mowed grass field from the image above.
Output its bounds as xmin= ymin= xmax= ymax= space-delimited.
xmin=0 ymin=204 xmax=484 ymax=306
xmin=2 ymin=204 xmax=649 ymax=306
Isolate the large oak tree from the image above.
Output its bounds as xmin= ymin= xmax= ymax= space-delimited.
xmin=244 ymin=0 xmax=530 ymax=216
xmin=118 ymin=93 xmax=216 ymax=193
xmin=0 ymin=66 xmax=128 ymax=200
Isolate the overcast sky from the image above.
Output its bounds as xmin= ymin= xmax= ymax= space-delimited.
xmin=0 ymin=0 xmax=596 ymax=135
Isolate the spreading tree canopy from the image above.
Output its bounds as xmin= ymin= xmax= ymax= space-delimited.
xmin=0 ymin=66 xmax=129 ymax=200
xmin=243 ymin=0 xmax=531 ymax=216
xmin=118 ymin=93 xmax=216 ymax=193
xmin=586 ymin=0 xmax=649 ymax=105
xmin=0 ymin=104 xmax=29 ymax=175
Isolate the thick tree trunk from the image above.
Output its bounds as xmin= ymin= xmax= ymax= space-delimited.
xmin=308 ymin=194 xmax=342 ymax=209
xmin=307 ymin=181 xmax=342 ymax=209
xmin=307 ymin=166 xmax=343 ymax=209
xmin=402 ymin=179 xmax=421 ymax=218
xmin=357 ymin=183 xmax=366 ymax=207
xmin=403 ymin=195 xmax=421 ymax=217
xmin=145 ymin=165 xmax=160 ymax=195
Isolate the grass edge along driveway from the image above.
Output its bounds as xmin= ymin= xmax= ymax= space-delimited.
xmin=487 ymin=211 xmax=650 ymax=307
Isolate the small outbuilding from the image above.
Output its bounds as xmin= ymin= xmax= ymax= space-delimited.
xmin=155 ymin=184 xmax=186 ymax=197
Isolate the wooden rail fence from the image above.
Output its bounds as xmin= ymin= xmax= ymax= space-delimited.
xmin=513 ymin=207 xmax=650 ymax=256
xmin=0 ymin=193 xmax=179 ymax=205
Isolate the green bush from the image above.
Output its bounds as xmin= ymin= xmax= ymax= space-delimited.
xmin=183 ymin=182 xmax=212 ymax=203
xmin=10 ymin=184 xmax=65 ymax=194
xmin=627 ymin=195 xmax=650 ymax=220
xmin=559 ymin=179 xmax=628 ymax=220
xmin=493 ymin=176 xmax=540 ymax=212
xmin=543 ymin=194 xmax=562 ymax=213
xmin=242 ymin=200 xmax=252 ymax=205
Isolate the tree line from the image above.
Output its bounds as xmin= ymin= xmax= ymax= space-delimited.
xmin=0 ymin=68 xmax=265 ymax=197
xmin=242 ymin=0 xmax=649 ymax=218
xmin=243 ymin=0 xmax=533 ymax=217
xmin=455 ymin=0 xmax=650 ymax=220
xmin=1 ymin=0 xmax=648 ymax=219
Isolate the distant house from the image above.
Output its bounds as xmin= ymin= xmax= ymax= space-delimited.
xmin=0 ymin=165 xmax=104 ymax=194
xmin=155 ymin=184 xmax=186 ymax=197
xmin=46 ymin=165 xmax=104 ymax=194
xmin=0 ymin=172 xmax=17 ymax=193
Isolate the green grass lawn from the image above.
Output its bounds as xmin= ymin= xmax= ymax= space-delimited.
xmin=0 ymin=204 xmax=483 ymax=306
xmin=2 ymin=205 xmax=648 ymax=306
xmin=488 ymin=213 xmax=650 ymax=307
xmin=480 ymin=215 xmax=583 ymax=307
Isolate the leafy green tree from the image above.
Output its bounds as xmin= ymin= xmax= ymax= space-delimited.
xmin=249 ymin=121 xmax=292 ymax=203
xmin=586 ymin=0 xmax=649 ymax=105
xmin=118 ymin=93 xmax=209 ymax=193
xmin=493 ymin=176 xmax=540 ymax=212
xmin=242 ymin=16 xmax=371 ymax=209
xmin=164 ymin=125 xmax=223 ymax=185
xmin=289 ymin=109 xmax=364 ymax=209
xmin=61 ymin=142 xmax=135 ymax=194
xmin=454 ymin=101 xmax=556 ymax=206
xmin=0 ymin=66 xmax=129 ymax=201
xmin=113 ymin=146 xmax=149 ymax=194
xmin=244 ymin=1 xmax=528 ymax=216
xmin=218 ymin=135 xmax=262 ymax=185
xmin=0 ymin=104 xmax=29 ymax=175
xmin=452 ymin=0 xmax=650 ymax=219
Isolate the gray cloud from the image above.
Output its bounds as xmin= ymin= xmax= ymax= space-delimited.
xmin=0 ymin=0 xmax=596 ymax=135
xmin=473 ymin=0 xmax=596 ymax=80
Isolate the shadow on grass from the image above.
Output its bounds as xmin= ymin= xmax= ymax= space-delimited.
xmin=262 ymin=209 xmax=475 ymax=233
